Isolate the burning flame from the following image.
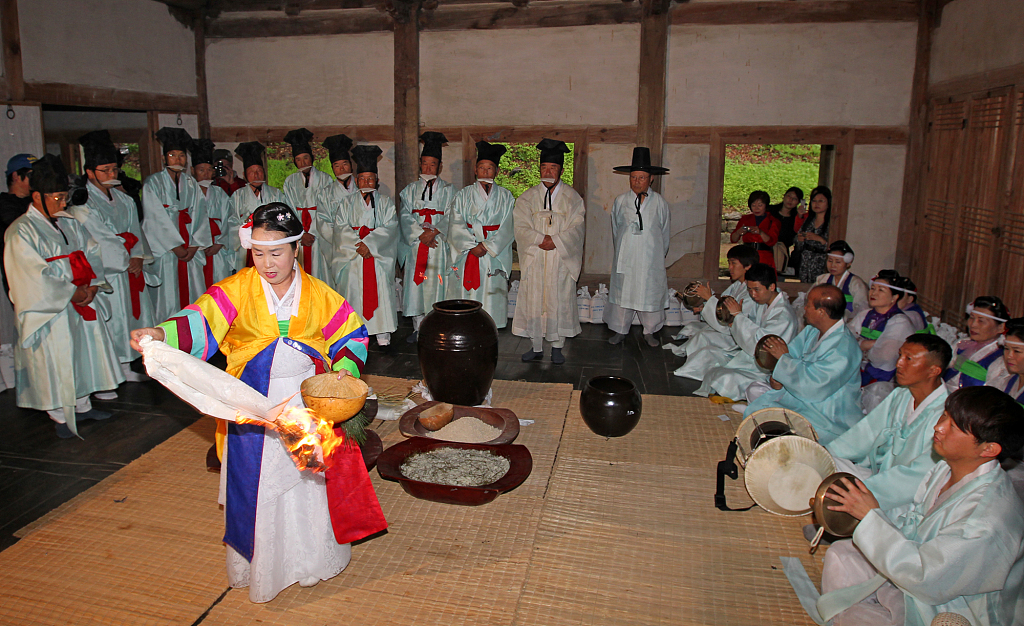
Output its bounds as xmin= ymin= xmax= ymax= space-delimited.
xmin=238 ymin=406 xmax=347 ymax=473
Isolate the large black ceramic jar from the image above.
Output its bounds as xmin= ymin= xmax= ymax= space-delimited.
xmin=418 ymin=299 xmax=498 ymax=406
xmin=579 ymin=376 xmax=642 ymax=437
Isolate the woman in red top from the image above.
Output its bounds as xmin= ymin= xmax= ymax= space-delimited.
xmin=730 ymin=190 xmax=781 ymax=268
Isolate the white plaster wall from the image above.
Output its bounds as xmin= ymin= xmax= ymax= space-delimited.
xmin=420 ymin=25 xmax=640 ymax=127
xmin=930 ymin=0 xmax=1024 ymax=84
xmin=18 ymin=0 xmax=196 ymax=96
xmin=666 ymin=22 xmax=917 ymax=126
xmin=0 ymin=105 xmax=44 ymax=193
xmin=661 ymin=144 xmax=710 ymax=272
xmin=583 ymin=144 xmax=634 ymax=274
xmin=158 ymin=113 xmax=199 ymax=142
xmin=205 ymin=33 xmax=394 ymax=127
xmin=42 ymin=111 xmax=149 ymax=133
xmin=845 ymin=145 xmax=906 ymax=279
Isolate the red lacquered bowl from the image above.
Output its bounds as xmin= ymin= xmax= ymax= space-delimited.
xmin=398 ymin=401 xmax=520 ymax=445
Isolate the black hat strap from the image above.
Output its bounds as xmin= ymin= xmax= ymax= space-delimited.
xmin=421 ymin=178 xmax=434 ymax=202
xmin=363 ymin=192 xmax=375 ymax=209
xmin=635 ymin=192 xmax=646 ymax=231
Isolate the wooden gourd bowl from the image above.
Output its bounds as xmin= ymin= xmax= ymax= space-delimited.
xmin=300 ymin=372 xmax=369 ymax=424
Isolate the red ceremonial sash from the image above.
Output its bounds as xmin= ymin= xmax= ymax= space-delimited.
xmin=46 ymin=250 xmax=97 ymax=320
xmin=176 ymin=208 xmax=193 ymax=308
xmin=298 ymin=206 xmax=316 ymax=271
xmin=324 ymin=436 xmax=388 ymax=545
xmin=116 ymin=231 xmax=145 ymax=320
xmin=462 ymin=223 xmax=499 ymax=291
xmin=353 ymin=226 xmax=378 ymax=320
xmin=412 ymin=208 xmax=445 ymax=285
xmin=204 ymin=218 xmax=222 ymax=290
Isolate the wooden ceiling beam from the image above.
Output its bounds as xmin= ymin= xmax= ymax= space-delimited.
xmin=670 ymin=1 xmax=918 ymax=26
xmin=207 ymin=9 xmax=392 ymax=37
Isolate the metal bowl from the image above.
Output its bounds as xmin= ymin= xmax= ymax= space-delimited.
xmin=812 ymin=472 xmax=861 ymax=537
xmin=754 ymin=334 xmax=785 ymax=371
xmin=679 ymin=281 xmax=705 ymax=311
xmin=716 ymin=297 xmax=736 ymax=325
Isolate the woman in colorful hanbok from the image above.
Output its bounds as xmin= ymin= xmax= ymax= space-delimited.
xmin=944 ymin=295 xmax=1010 ymax=392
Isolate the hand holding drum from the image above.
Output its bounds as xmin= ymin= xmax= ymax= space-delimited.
xmin=716 ymin=297 xmax=738 ymax=325
xmin=754 ymin=334 xmax=787 ymax=371
xmin=678 ymin=281 xmax=705 ymax=312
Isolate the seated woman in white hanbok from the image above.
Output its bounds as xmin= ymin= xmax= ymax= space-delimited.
xmin=813 ymin=240 xmax=868 ymax=323
xmin=945 ymin=295 xmax=1011 ymax=392
xmin=814 ymin=386 xmax=1024 ymax=626
xmin=848 ymin=271 xmax=915 ymax=413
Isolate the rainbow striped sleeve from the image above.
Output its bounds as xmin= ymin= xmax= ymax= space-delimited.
xmin=322 ymin=298 xmax=368 ymax=377
xmin=157 ymin=286 xmax=238 ymax=361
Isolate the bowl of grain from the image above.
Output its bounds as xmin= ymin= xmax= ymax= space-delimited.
xmin=398 ymin=402 xmax=520 ymax=445
xmin=300 ymin=372 xmax=369 ymax=424
xmin=376 ymin=437 xmax=533 ymax=506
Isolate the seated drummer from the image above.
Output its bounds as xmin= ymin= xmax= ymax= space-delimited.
xmin=827 ymin=335 xmax=950 ymax=510
xmin=673 ymin=243 xmax=757 ymax=342
xmin=849 ymin=270 xmax=916 ymax=413
xmin=813 ymin=240 xmax=868 ymax=322
xmin=818 ymin=386 xmax=1024 ymax=626
xmin=945 ymin=295 xmax=1010 ymax=392
xmin=695 ymin=263 xmax=799 ymax=401
xmin=743 ymin=284 xmax=862 ymax=445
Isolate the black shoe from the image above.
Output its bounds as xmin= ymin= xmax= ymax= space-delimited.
xmin=551 ymin=347 xmax=565 ymax=364
xmin=55 ymin=422 xmax=75 ymax=439
xmin=521 ymin=350 xmax=543 ymax=362
xmin=406 ymin=331 xmax=418 ymax=344
xmin=77 ymin=409 xmax=112 ymax=421
xmin=379 ymin=342 xmax=395 ymax=355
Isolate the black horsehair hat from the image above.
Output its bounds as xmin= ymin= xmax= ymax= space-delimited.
xmin=420 ymin=132 xmax=448 ymax=160
xmin=190 ymin=138 xmax=216 ymax=166
xmin=351 ymin=145 xmax=383 ymax=175
xmin=154 ymin=127 xmax=193 ymax=155
xmin=31 ymin=153 xmax=70 ymax=195
xmin=613 ymin=147 xmax=669 ymax=175
xmin=79 ymin=130 xmax=119 ymax=170
xmin=476 ymin=141 xmax=506 ymax=167
xmin=322 ymin=134 xmax=354 ymax=164
xmin=234 ymin=141 xmax=266 ymax=171
xmin=538 ymin=138 xmax=571 ymax=166
xmin=283 ymin=128 xmax=315 ymax=159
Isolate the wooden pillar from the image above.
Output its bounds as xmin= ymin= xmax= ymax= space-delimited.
xmin=817 ymin=145 xmax=836 ymax=188
xmin=894 ymin=0 xmax=936 ymax=276
xmin=572 ymin=129 xmax=589 ymax=202
xmin=830 ymin=130 xmax=856 ymax=244
xmin=636 ymin=0 xmax=670 ymax=192
xmin=703 ymin=130 xmax=725 ymax=281
xmin=194 ymin=11 xmax=211 ymax=139
xmin=143 ymin=111 xmax=162 ymax=179
xmin=393 ymin=0 xmax=421 ymax=207
xmin=0 ymin=0 xmax=25 ymax=102
xmin=462 ymin=128 xmax=475 ymax=188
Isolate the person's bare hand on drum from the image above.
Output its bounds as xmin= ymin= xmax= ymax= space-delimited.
xmin=724 ymin=296 xmax=742 ymax=316
xmin=764 ymin=336 xmax=789 ymax=359
xmin=826 ymin=477 xmax=879 ymax=520
xmin=694 ymin=282 xmax=713 ymax=301
xmin=768 ymin=376 xmax=783 ymax=390
xmin=130 ymin=327 xmax=166 ymax=353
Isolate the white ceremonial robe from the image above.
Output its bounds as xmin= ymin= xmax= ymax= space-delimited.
xmin=671 ymin=281 xmax=757 ymax=379
xmin=824 ymin=461 xmax=1024 ymax=626
xmin=848 ymin=309 xmax=916 ymax=413
xmin=3 ymin=207 xmax=123 ymax=429
xmin=511 ymin=181 xmax=586 ymax=343
xmin=75 ymin=182 xmax=157 ymax=363
xmin=816 ymin=270 xmax=869 ymax=322
xmin=316 ymin=176 xmax=358 ymax=290
xmin=332 ymin=190 xmax=399 ymax=336
xmin=228 ymin=183 xmax=288 ymax=270
xmin=826 ymin=385 xmax=946 ymax=510
xmin=199 ymin=183 xmax=235 ymax=286
xmin=398 ymin=177 xmax=455 ymax=317
xmin=608 ymin=190 xmax=670 ymax=314
xmin=670 ymin=280 xmax=751 ymax=349
xmin=445 ymin=181 xmax=516 ymax=328
xmin=283 ymin=168 xmax=333 ymax=282
xmin=697 ymin=292 xmax=800 ymax=399
xmin=743 ymin=320 xmax=863 ymax=444
xmin=141 ymin=170 xmax=212 ymax=322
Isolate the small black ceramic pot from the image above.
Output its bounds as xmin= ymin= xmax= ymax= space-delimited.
xmin=579 ymin=376 xmax=642 ymax=437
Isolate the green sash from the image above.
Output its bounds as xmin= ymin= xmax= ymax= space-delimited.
xmin=277 ymin=320 xmax=290 ymax=337
xmin=954 ymin=356 xmax=988 ymax=382
xmin=844 ymin=293 xmax=854 ymax=303
xmin=914 ymin=323 xmax=936 ymax=335
xmin=860 ymin=327 xmax=882 ymax=340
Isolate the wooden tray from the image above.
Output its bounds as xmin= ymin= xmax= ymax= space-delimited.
xmin=398 ymin=401 xmax=520 ymax=445
xmin=376 ymin=437 xmax=533 ymax=506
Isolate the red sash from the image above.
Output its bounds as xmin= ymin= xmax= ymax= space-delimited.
xmin=324 ymin=434 xmax=388 ymax=545
xmin=116 ymin=231 xmax=144 ymax=320
xmin=353 ymin=226 xmax=378 ymax=320
xmin=462 ymin=223 xmax=499 ymax=291
xmin=46 ymin=251 xmax=97 ymax=320
xmin=298 ymin=206 xmax=316 ymax=271
xmin=412 ymin=208 xmax=445 ymax=285
xmin=204 ymin=218 xmax=222 ymax=290
xmin=176 ymin=208 xmax=193 ymax=308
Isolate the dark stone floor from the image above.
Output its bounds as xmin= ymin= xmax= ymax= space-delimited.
xmin=0 ymin=317 xmax=697 ymax=552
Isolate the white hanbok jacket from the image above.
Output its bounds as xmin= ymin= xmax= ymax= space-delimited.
xmin=609 ymin=189 xmax=669 ymax=313
xmin=398 ymin=177 xmax=455 ymax=317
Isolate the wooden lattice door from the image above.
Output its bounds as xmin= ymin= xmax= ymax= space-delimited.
xmin=994 ymin=91 xmax=1024 ymax=315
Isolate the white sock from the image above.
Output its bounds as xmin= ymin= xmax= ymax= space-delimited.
xmin=76 ymin=395 xmax=92 ymax=413
xmin=93 ymin=391 xmax=118 ymax=401
xmin=376 ymin=332 xmax=391 ymax=346
xmin=412 ymin=315 xmax=424 ymax=331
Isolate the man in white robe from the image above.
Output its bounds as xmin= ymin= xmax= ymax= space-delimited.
xmin=811 ymin=386 xmax=1024 ymax=626
xmin=445 ymin=141 xmax=515 ymax=328
xmin=316 ymin=134 xmax=358 ymax=291
xmin=191 ymin=139 xmax=235 ymax=286
xmin=696 ymin=263 xmax=799 ymax=399
xmin=282 ymin=128 xmax=332 ymax=282
xmin=141 ymin=128 xmax=212 ymax=322
xmin=398 ymin=132 xmax=455 ymax=343
xmin=228 ymin=141 xmax=287 ymax=270
xmin=745 ymin=284 xmax=863 ymax=445
xmin=4 ymin=155 xmax=123 ymax=438
xmin=332 ymin=144 xmax=399 ymax=348
xmin=512 ymin=139 xmax=585 ymax=364
xmin=75 ymin=130 xmax=155 ymax=383
xmin=605 ymin=147 xmax=670 ymax=347
xmin=671 ymin=245 xmax=760 ymax=378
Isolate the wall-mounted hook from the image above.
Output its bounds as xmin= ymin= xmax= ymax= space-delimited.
xmin=176 ymin=113 xmax=183 ymax=126
xmin=5 ymin=105 xmax=14 ymax=120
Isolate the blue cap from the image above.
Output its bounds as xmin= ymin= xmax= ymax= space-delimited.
xmin=6 ymin=153 xmax=38 ymax=176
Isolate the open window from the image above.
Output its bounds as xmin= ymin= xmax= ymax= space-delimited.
xmin=493 ymin=142 xmax=574 ymax=199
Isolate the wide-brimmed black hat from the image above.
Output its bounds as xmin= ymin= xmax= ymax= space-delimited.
xmin=420 ymin=132 xmax=447 ymax=160
xmin=613 ymin=147 xmax=668 ymax=175
xmin=283 ymin=127 xmax=314 ymax=159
